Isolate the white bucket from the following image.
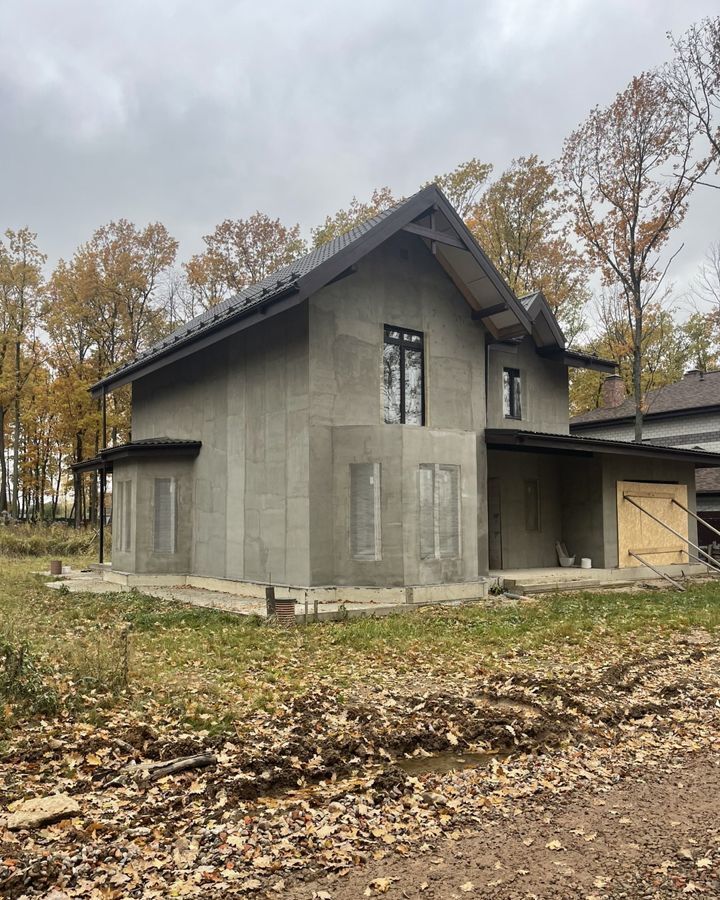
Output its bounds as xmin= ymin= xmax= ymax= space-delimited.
xmin=580 ymin=558 xmax=592 ymax=569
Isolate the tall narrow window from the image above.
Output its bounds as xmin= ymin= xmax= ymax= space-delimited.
xmin=114 ymin=481 xmax=132 ymax=552
xmin=419 ymin=464 xmax=461 ymax=559
xmin=383 ymin=325 xmax=424 ymax=425
xmin=113 ymin=481 xmax=123 ymax=552
xmin=350 ymin=463 xmax=381 ymax=560
xmin=154 ymin=478 xmax=176 ymax=553
xmin=122 ymin=481 xmax=131 ymax=551
xmin=503 ymin=367 xmax=522 ymax=419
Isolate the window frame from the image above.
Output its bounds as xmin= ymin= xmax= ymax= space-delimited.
xmin=113 ymin=480 xmax=132 ymax=553
xmin=503 ymin=366 xmax=522 ymax=420
xmin=349 ymin=462 xmax=382 ymax=561
xmin=418 ymin=463 xmax=462 ymax=560
xmin=383 ymin=325 xmax=425 ymax=426
xmin=153 ymin=477 xmax=177 ymax=554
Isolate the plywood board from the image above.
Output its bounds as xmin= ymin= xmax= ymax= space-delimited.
xmin=616 ymin=481 xmax=689 ymax=568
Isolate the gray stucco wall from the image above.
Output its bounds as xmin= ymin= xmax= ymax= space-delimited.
xmin=560 ymin=457 xmax=606 ymax=566
xmin=486 ymin=337 xmax=570 ymax=434
xmin=307 ymin=233 xmax=487 ymax=585
xmin=486 ymin=450 xmax=564 ymax=568
xmin=130 ymin=304 xmax=310 ymax=584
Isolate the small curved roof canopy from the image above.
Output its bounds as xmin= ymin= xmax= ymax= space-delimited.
xmin=71 ymin=437 xmax=202 ymax=473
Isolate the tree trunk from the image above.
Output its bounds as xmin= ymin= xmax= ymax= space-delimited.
xmin=0 ymin=405 xmax=7 ymax=512
xmin=12 ymin=340 xmax=21 ymax=517
xmin=633 ymin=299 xmax=644 ymax=443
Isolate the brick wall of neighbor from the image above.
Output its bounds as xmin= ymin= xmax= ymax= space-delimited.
xmin=573 ymin=411 xmax=720 ymax=452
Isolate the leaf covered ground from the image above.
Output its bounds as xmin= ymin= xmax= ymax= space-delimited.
xmin=2 ymin=558 xmax=720 ymax=898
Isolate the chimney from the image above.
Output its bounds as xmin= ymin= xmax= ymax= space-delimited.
xmin=601 ymin=374 xmax=626 ymax=409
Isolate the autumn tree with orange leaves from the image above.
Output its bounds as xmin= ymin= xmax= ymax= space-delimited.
xmin=185 ymin=213 xmax=307 ymax=313
xmin=468 ymin=156 xmax=589 ymax=344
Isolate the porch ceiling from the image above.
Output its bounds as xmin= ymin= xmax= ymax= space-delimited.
xmin=484 ymin=428 xmax=720 ymax=467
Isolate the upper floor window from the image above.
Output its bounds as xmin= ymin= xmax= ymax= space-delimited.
xmin=383 ymin=325 xmax=424 ymax=425
xmin=503 ymin=367 xmax=522 ymax=419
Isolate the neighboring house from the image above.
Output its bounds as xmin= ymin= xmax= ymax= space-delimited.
xmin=75 ymin=185 xmax=720 ymax=599
xmin=571 ymin=371 xmax=720 ymax=544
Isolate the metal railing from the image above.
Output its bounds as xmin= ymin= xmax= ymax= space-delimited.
xmin=623 ymin=494 xmax=720 ymax=575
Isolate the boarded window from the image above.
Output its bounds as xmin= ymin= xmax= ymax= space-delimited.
xmin=350 ymin=463 xmax=381 ymax=560
xmin=419 ymin=464 xmax=461 ymax=559
xmin=524 ymin=479 xmax=540 ymax=531
xmin=114 ymin=481 xmax=132 ymax=553
xmin=122 ymin=481 xmax=131 ymax=551
xmin=153 ymin=478 xmax=176 ymax=553
xmin=383 ymin=326 xmax=425 ymax=425
xmin=113 ymin=482 xmax=122 ymax=552
xmin=503 ymin=367 xmax=522 ymax=419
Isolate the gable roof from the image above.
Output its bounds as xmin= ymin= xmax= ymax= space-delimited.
xmin=91 ymin=184 xmax=547 ymax=396
xmin=571 ymin=370 xmax=720 ymax=428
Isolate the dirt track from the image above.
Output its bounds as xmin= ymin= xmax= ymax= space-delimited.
xmin=296 ymin=752 xmax=720 ymax=899
xmin=3 ymin=629 xmax=720 ymax=897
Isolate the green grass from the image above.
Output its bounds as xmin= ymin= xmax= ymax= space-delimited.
xmin=2 ymin=555 xmax=720 ymax=730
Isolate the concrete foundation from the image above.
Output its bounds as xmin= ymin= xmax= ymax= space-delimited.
xmin=102 ymin=567 xmax=488 ymax=604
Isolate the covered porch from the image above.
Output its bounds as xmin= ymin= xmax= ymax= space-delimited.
xmin=484 ymin=428 xmax=720 ymax=580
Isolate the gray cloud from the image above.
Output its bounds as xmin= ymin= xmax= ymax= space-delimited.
xmin=0 ymin=0 xmax=717 ymax=306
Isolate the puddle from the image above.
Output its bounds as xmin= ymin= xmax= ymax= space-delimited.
xmin=396 ymin=751 xmax=505 ymax=776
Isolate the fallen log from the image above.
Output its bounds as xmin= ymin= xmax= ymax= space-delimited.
xmin=105 ymin=753 xmax=217 ymax=788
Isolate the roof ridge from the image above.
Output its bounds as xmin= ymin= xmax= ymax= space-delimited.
xmin=104 ymin=189 xmax=429 ymax=381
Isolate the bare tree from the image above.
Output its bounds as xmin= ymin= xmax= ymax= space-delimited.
xmin=560 ymin=71 xmax=712 ymax=441
xmin=664 ymin=16 xmax=720 ymax=183
xmin=690 ymin=241 xmax=720 ymax=310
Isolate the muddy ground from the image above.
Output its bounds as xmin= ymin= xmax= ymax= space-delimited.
xmin=2 ymin=629 xmax=720 ymax=898
xmin=297 ymin=746 xmax=720 ymax=899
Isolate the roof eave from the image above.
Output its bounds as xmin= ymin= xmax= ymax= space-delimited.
xmin=485 ymin=427 xmax=720 ymax=467
xmin=538 ymin=348 xmax=617 ymax=373
xmin=90 ymin=285 xmax=301 ymax=398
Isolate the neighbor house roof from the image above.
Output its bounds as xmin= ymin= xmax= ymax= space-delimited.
xmin=485 ymin=428 xmax=720 ymax=467
xmin=571 ymin=371 xmax=720 ymax=428
xmin=696 ymin=467 xmax=720 ymax=494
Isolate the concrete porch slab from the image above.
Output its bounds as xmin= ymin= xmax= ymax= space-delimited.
xmin=491 ymin=563 xmax=712 ymax=594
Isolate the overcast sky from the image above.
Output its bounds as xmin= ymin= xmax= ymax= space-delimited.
xmin=0 ymin=0 xmax=717 ymax=306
